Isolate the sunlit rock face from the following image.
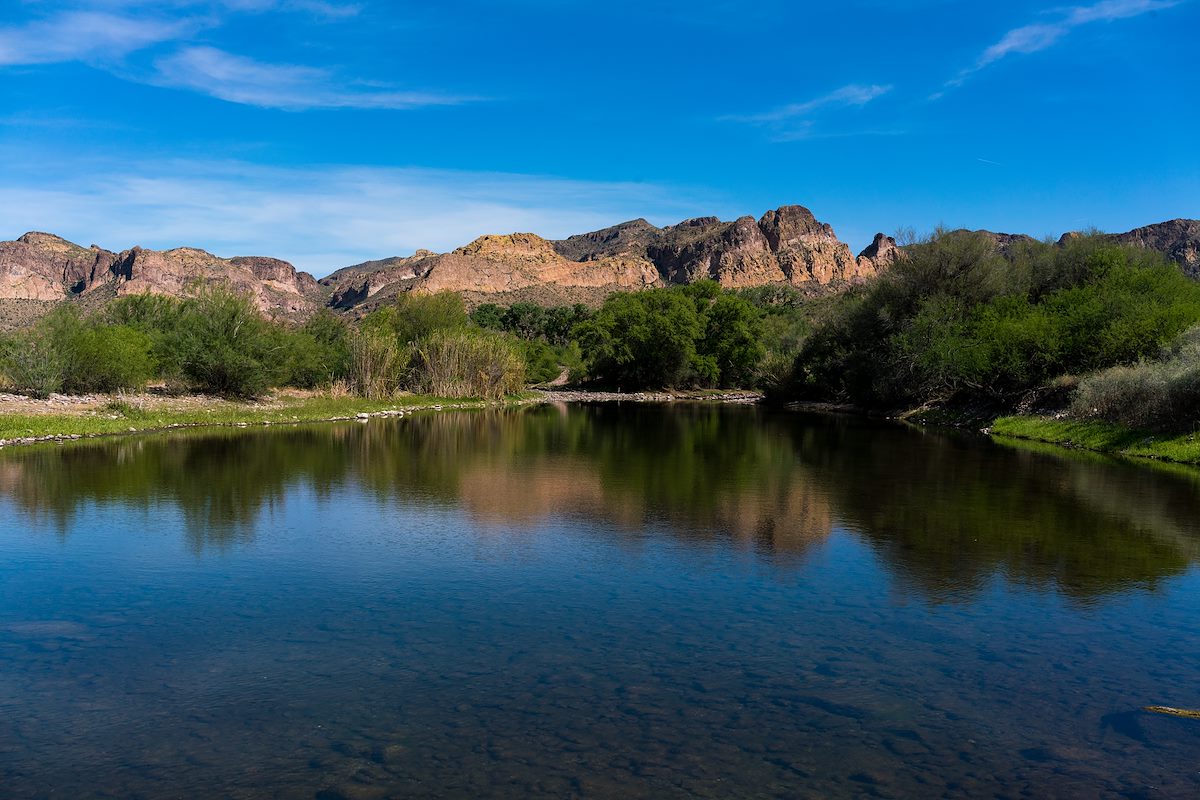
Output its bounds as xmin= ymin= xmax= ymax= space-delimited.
xmin=6 ymin=213 xmax=1198 ymax=320
xmin=0 ymin=232 xmax=323 ymax=317
xmin=561 ymin=205 xmax=882 ymax=289
xmin=317 ymin=205 xmax=886 ymax=312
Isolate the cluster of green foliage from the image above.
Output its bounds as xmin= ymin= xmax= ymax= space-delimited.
xmin=0 ymin=307 xmax=154 ymax=397
xmin=354 ymin=292 xmax=527 ymax=398
xmin=734 ymin=285 xmax=838 ymax=394
xmin=1068 ymin=326 xmax=1200 ymax=432
xmin=0 ymin=288 xmax=353 ymax=399
xmin=783 ymin=231 xmax=1200 ymax=408
xmin=108 ymin=289 xmax=353 ymax=397
xmin=471 ymin=302 xmax=592 ymax=384
xmin=471 ymin=302 xmax=592 ymax=345
xmin=575 ymin=281 xmax=764 ymax=388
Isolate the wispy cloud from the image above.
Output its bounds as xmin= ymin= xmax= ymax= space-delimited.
xmin=81 ymin=0 xmax=360 ymax=18
xmin=0 ymin=11 xmax=192 ymax=66
xmin=0 ymin=156 xmax=717 ymax=275
xmin=727 ymin=84 xmax=893 ymax=124
xmin=0 ymin=3 xmax=457 ymax=111
xmin=723 ymin=83 xmax=893 ymax=141
xmin=947 ymin=0 xmax=1185 ymax=88
xmin=153 ymin=47 xmax=471 ymax=110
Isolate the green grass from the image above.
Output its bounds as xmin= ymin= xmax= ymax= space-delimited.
xmin=991 ymin=415 xmax=1200 ymax=465
xmin=0 ymin=393 xmax=537 ymax=444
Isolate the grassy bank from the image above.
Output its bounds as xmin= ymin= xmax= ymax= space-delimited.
xmin=0 ymin=388 xmax=765 ymax=449
xmin=0 ymin=392 xmax=539 ymax=447
xmin=991 ymin=415 xmax=1200 ymax=465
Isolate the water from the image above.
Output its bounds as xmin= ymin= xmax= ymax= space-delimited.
xmin=1 ymin=404 xmax=1199 ymax=799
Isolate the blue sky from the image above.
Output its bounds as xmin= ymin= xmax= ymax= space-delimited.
xmin=1 ymin=0 xmax=1196 ymax=275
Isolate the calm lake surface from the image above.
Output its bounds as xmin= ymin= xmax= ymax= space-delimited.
xmin=2 ymin=404 xmax=1200 ymax=799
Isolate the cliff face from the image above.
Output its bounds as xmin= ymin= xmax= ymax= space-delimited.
xmin=319 ymin=236 xmax=662 ymax=314
xmin=0 ymin=233 xmax=117 ymax=301
xmin=557 ymin=205 xmax=883 ymax=288
xmin=319 ymin=205 xmax=885 ymax=312
xmin=1110 ymin=219 xmax=1200 ymax=279
xmin=0 ymin=233 xmax=323 ymax=317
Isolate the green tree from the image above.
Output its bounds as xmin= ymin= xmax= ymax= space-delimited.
xmin=786 ymin=231 xmax=1200 ymax=408
xmin=279 ymin=310 xmax=352 ymax=388
xmin=699 ymin=293 xmax=765 ymax=387
xmin=166 ymin=287 xmax=279 ymax=397
xmin=575 ymin=289 xmax=706 ymax=388
xmin=364 ymin=291 xmax=468 ymax=345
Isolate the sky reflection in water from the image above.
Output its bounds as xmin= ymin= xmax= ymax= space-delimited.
xmin=1 ymin=404 xmax=1199 ymax=799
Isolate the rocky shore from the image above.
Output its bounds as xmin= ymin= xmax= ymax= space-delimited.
xmin=0 ymin=388 xmax=764 ymax=450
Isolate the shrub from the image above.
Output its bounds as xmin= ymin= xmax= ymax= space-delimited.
xmin=106 ymin=293 xmax=185 ymax=331
xmin=277 ymin=311 xmax=353 ymax=388
xmin=63 ymin=324 xmax=154 ymax=393
xmin=1071 ymin=327 xmax=1200 ymax=431
xmin=0 ymin=307 xmax=153 ymax=396
xmin=164 ymin=287 xmax=279 ymax=397
xmin=348 ymin=329 xmax=405 ymax=399
xmin=521 ymin=338 xmax=564 ymax=384
xmin=0 ymin=326 xmax=67 ymax=397
xmin=363 ymin=291 xmax=468 ymax=345
xmin=787 ymin=231 xmax=1200 ymax=408
xmin=407 ymin=329 xmax=525 ymax=399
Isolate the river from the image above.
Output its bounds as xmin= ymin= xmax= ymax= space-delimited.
xmin=1 ymin=403 xmax=1198 ymax=798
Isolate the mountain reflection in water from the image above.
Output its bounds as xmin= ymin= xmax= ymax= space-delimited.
xmin=1 ymin=403 xmax=1197 ymax=602
xmin=4 ymin=403 xmax=1200 ymax=799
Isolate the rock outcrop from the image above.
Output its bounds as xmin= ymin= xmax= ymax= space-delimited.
xmin=0 ymin=233 xmax=116 ymax=301
xmin=318 ymin=205 xmax=882 ymax=311
xmin=1110 ymin=219 xmax=1200 ymax=279
xmin=420 ymin=233 xmax=662 ymax=294
xmin=0 ymin=232 xmax=323 ymax=317
xmin=551 ymin=205 xmax=880 ymax=288
xmin=856 ymin=233 xmax=903 ymax=272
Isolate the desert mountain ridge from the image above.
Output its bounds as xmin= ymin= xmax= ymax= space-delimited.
xmin=1 ymin=207 xmax=1197 ymax=328
xmin=320 ymin=205 xmax=903 ymax=314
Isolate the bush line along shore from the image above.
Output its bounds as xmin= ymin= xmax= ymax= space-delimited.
xmin=1 ymin=229 xmax=1198 ymax=464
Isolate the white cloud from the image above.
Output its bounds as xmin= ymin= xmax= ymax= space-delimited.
xmin=0 ymin=11 xmax=191 ymax=66
xmin=727 ymin=84 xmax=892 ymax=124
xmin=0 ymin=158 xmax=718 ymax=276
xmin=0 ymin=4 xmax=450 ymax=112
xmin=949 ymin=0 xmax=1184 ymax=87
xmin=152 ymin=46 xmax=469 ymax=110
xmin=65 ymin=1 xmax=359 ymax=18
xmin=722 ymin=84 xmax=893 ymax=142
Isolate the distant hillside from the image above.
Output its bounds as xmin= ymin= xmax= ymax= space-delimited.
xmin=1 ymin=209 xmax=1197 ymax=328
xmin=0 ymin=232 xmax=322 ymax=328
xmin=320 ymin=205 xmax=897 ymax=315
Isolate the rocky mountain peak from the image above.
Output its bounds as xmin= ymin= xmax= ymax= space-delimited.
xmin=856 ymin=233 xmax=902 ymax=269
xmin=455 ymin=233 xmax=561 ymax=264
xmin=671 ymin=217 xmax=723 ymax=231
xmin=552 ymin=218 xmax=661 ymax=262
xmin=757 ymin=205 xmax=826 ymax=249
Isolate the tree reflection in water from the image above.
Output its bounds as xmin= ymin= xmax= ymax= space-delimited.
xmin=1 ymin=403 xmax=1197 ymax=601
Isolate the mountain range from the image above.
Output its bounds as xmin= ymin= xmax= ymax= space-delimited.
xmin=1 ymin=206 xmax=1197 ymax=328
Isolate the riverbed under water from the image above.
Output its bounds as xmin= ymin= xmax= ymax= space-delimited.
xmin=1 ymin=404 xmax=1199 ymax=798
